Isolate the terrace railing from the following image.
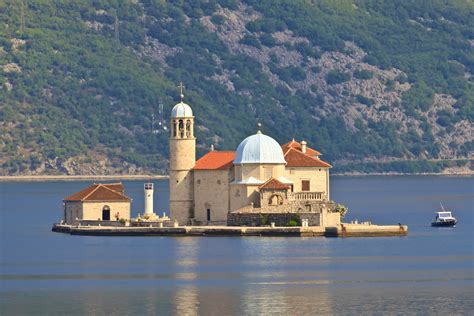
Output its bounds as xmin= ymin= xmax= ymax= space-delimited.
xmin=288 ymin=192 xmax=325 ymax=201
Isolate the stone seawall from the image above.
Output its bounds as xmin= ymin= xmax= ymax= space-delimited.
xmin=227 ymin=212 xmax=321 ymax=226
xmin=52 ymin=223 xmax=407 ymax=237
xmin=325 ymin=223 xmax=408 ymax=237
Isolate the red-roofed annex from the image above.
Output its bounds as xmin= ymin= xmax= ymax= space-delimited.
xmin=63 ymin=183 xmax=131 ymax=224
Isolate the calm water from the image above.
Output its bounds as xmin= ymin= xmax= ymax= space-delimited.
xmin=0 ymin=176 xmax=473 ymax=315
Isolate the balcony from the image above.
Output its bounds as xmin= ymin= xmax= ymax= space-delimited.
xmin=288 ymin=192 xmax=325 ymax=201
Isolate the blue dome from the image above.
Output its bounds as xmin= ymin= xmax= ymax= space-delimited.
xmin=234 ymin=132 xmax=286 ymax=164
xmin=171 ymin=102 xmax=193 ymax=118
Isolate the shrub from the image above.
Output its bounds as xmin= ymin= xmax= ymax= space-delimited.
xmin=240 ymin=34 xmax=261 ymax=48
xmin=211 ymin=15 xmax=225 ymax=26
xmin=326 ymin=70 xmax=351 ymax=85
xmin=260 ymin=33 xmax=276 ymax=47
xmin=335 ymin=204 xmax=348 ymax=219
xmin=356 ymin=94 xmax=374 ymax=106
xmin=353 ymin=69 xmax=373 ymax=80
xmin=259 ymin=214 xmax=269 ymax=225
xmin=287 ymin=219 xmax=299 ymax=227
xmin=311 ymin=66 xmax=321 ymax=73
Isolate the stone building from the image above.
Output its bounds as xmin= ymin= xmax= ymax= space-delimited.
xmin=63 ymin=183 xmax=131 ymax=224
xmin=169 ymin=95 xmax=341 ymax=227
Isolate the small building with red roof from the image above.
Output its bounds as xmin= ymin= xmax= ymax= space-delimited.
xmin=63 ymin=182 xmax=131 ymax=224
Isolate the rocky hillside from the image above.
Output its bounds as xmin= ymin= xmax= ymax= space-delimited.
xmin=0 ymin=0 xmax=473 ymax=175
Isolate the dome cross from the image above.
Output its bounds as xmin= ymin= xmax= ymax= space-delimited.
xmin=177 ymin=82 xmax=185 ymax=102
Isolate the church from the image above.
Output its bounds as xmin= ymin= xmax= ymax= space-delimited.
xmin=169 ymin=94 xmax=341 ymax=227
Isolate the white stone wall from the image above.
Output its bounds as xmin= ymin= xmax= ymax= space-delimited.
xmin=323 ymin=211 xmax=341 ymax=227
xmin=64 ymin=201 xmax=82 ymax=224
xmin=229 ymin=183 xmax=261 ymax=211
xmin=194 ymin=170 xmax=231 ymax=222
xmin=284 ymin=167 xmax=329 ymax=198
xmin=64 ymin=201 xmax=131 ymax=224
xmin=82 ymin=201 xmax=130 ymax=221
xmin=237 ymin=163 xmax=286 ymax=181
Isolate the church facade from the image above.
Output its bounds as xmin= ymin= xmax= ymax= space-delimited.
xmin=169 ymin=98 xmax=340 ymax=227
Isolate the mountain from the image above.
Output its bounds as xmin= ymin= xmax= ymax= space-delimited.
xmin=1 ymin=0 xmax=473 ymax=175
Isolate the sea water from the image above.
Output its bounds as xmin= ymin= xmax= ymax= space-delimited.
xmin=0 ymin=176 xmax=473 ymax=315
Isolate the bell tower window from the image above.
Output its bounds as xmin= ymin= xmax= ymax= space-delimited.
xmin=186 ymin=120 xmax=191 ymax=137
xmin=179 ymin=119 xmax=184 ymax=138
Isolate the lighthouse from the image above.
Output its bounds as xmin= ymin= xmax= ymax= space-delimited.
xmin=144 ymin=183 xmax=154 ymax=217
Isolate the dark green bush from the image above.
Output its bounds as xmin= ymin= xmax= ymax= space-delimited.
xmin=326 ymin=70 xmax=351 ymax=85
xmin=353 ymin=69 xmax=373 ymax=80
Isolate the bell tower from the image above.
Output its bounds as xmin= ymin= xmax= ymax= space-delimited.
xmin=169 ymin=83 xmax=195 ymax=225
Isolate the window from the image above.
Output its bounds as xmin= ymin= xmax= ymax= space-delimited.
xmin=217 ymin=180 xmax=221 ymax=185
xmin=302 ymin=180 xmax=310 ymax=191
xmin=186 ymin=120 xmax=191 ymax=137
xmin=197 ymin=179 xmax=201 ymax=185
xmin=207 ymin=209 xmax=211 ymax=221
xmin=179 ymin=120 xmax=184 ymax=138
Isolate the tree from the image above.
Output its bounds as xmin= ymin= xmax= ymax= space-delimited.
xmin=335 ymin=204 xmax=348 ymax=219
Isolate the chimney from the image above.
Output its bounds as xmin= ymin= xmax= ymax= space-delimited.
xmin=210 ymin=144 xmax=215 ymax=151
xmin=301 ymin=141 xmax=307 ymax=154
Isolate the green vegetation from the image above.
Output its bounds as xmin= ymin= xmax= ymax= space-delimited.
xmin=259 ymin=214 xmax=269 ymax=225
xmin=353 ymin=69 xmax=373 ymax=80
xmin=355 ymin=95 xmax=373 ymax=106
xmin=326 ymin=70 xmax=351 ymax=85
xmin=334 ymin=204 xmax=348 ymax=219
xmin=0 ymin=0 xmax=472 ymax=175
xmin=333 ymin=159 xmax=472 ymax=174
xmin=287 ymin=219 xmax=299 ymax=227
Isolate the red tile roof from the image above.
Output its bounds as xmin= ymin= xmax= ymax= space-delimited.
xmin=64 ymin=183 xmax=130 ymax=202
xmin=193 ymin=151 xmax=235 ymax=170
xmin=284 ymin=148 xmax=332 ymax=168
xmin=103 ymin=183 xmax=125 ymax=194
xmin=281 ymin=140 xmax=321 ymax=156
xmin=259 ymin=177 xmax=291 ymax=190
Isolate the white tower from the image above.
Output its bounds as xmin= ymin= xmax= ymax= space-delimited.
xmin=169 ymin=83 xmax=195 ymax=225
xmin=144 ymin=183 xmax=154 ymax=216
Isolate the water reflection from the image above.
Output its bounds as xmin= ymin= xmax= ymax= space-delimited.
xmin=172 ymin=238 xmax=199 ymax=315
xmin=173 ymin=285 xmax=199 ymax=316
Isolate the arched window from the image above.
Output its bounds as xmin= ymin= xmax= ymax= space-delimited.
xmin=178 ymin=120 xmax=184 ymax=138
xmin=268 ymin=194 xmax=282 ymax=206
xmin=186 ymin=120 xmax=191 ymax=137
xmin=173 ymin=121 xmax=177 ymax=138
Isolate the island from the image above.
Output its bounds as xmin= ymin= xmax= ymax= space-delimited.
xmin=52 ymin=90 xmax=407 ymax=237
